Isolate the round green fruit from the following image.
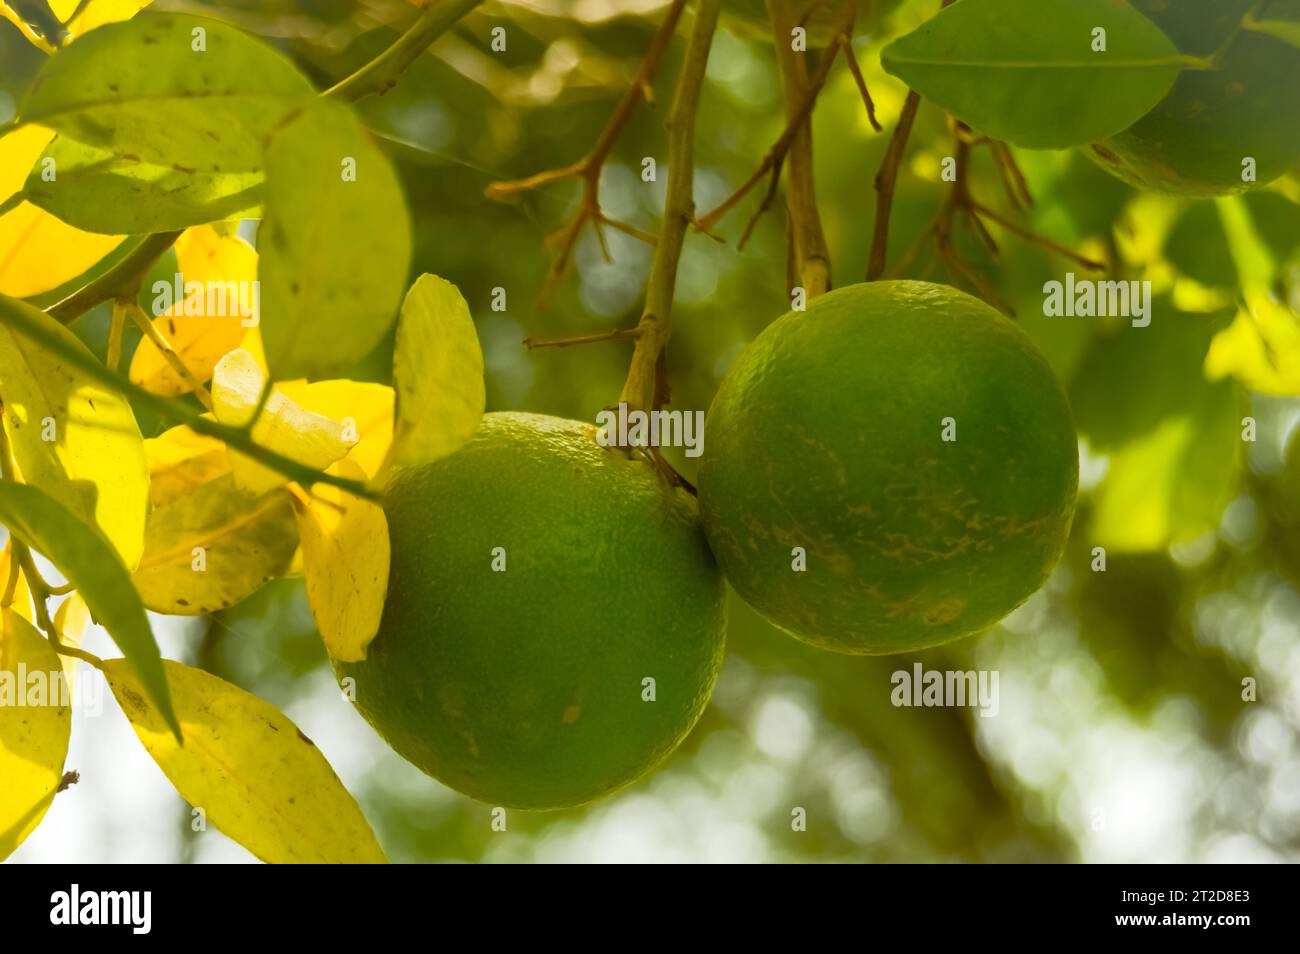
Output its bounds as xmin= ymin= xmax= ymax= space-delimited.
xmin=698 ymin=281 xmax=1078 ymax=655
xmin=1087 ymin=0 xmax=1300 ymax=195
xmin=336 ymin=412 xmax=726 ymax=810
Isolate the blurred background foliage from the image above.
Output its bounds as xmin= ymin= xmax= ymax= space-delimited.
xmin=3 ymin=0 xmax=1299 ymax=862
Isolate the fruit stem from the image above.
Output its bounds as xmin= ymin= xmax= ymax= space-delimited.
xmin=619 ymin=0 xmax=723 ymax=413
xmin=323 ymin=0 xmax=486 ymax=103
xmin=766 ymin=0 xmax=834 ymax=298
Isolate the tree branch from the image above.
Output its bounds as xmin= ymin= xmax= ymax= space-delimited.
xmin=766 ymin=0 xmax=834 ymax=297
xmin=323 ymin=0 xmax=486 ymax=102
xmin=619 ymin=0 xmax=722 ymax=413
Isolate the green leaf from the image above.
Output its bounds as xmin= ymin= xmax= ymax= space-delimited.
xmin=0 ymin=480 xmax=179 ymax=739
xmin=17 ymin=12 xmax=313 ymax=224
xmin=0 ymin=294 xmax=149 ymax=569
xmin=1071 ymin=308 xmax=1243 ymax=552
xmin=881 ymin=0 xmax=1184 ymax=149
xmin=24 ymin=136 xmax=262 ymax=234
xmin=259 ymin=99 xmax=412 ymax=380
xmin=383 ymin=274 xmax=485 ymax=473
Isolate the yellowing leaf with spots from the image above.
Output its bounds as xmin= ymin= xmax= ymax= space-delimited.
xmin=0 ymin=294 xmax=148 ymax=568
xmin=0 ymin=609 xmax=71 ymax=860
xmin=144 ymin=425 xmax=230 ymax=508
xmin=277 ymin=379 xmax=394 ymax=479
xmin=132 ymin=474 xmax=298 ymax=615
xmin=382 ymin=274 xmax=485 ymax=476
xmin=212 ymin=349 xmax=349 ymax=495
xmin=291 ymin=460 xmax=389 ymax=662
xmin=0 ymin=125 xmax=123 ymax=298
xmin=130 ymin=226 xmax=258 ymax=397
xmin=104 ymin=658 xmax=387 ymax=864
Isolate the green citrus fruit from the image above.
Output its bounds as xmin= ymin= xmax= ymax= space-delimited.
xmin=1087 ymin=0 xmax=1300 ymax=195
xmin=335 ymin=412 xmax=726 ymax=810
xmin=698 ymin=281 xmax=1078 ymax=655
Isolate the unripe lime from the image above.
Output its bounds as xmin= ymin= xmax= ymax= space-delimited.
xmin=1087 ymin=0 xmax=1300 ymax=195
xmin=698 ymin=281 xmax=1078 ymax=654
xmin=336 ymin=412 xmax=726 ymax=810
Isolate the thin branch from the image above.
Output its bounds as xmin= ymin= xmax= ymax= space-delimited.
xmin=766 ymin=0 xmax=836 ymax=297
xmin=619 ymin=0 xmax=722 ymax=414
xmin=47 ymin=231 xmax=184 ymax=326
xmin=842 ymin=38 xmax=881 ymax=131
xmin=323 ymin=0 xmax=486 ymax=102
xmin=866 ymin=89 xmax=920 ymax=280
xmin=484 ymin=0 xmax=689 ymax=307
xmin=123 ymin=301 xmax=215 ymax=410
xmin=696 ymin=31 xmax=847 ymax=236
xmin=524 ymin=327 xmax=642 ymax=350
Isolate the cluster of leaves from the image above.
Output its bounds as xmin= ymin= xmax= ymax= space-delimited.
xmin=0 ymin=3 xmax=487 ymax=862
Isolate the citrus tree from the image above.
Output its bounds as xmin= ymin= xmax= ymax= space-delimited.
xmin=0 ymin=0 xmax=1297 ymax=863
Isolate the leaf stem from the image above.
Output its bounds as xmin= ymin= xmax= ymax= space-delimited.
xmin=618 ymin=0 xmax=722 ymax=413
xmin=123 ymin=299 xmax=215 ymax=411
xmin=47 ymin=230 xmax=184 ymax=326
xmin=324 ymin=0 xmax=486 ymax=102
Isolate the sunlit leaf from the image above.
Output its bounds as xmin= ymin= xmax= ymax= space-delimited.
xmin=1072 ymin=309 xmax=1243 ymax=551
xmin=0 ymin=125 xmax=123 ymax=298
xmin=259 ymin=99 xmax=412 ymax=380
xmin=291 ymin=460 xmax=389 ymax=662
xmin=104 ymin=658 xmax=388 ymax=863
xmin=0 ymin=294 xmax=148 ymax=567
xmin=881 ymin=0 xmax=1182 ymax=149
xmin=17 ymin=12 xmax=314 ymax=233
xmin=0 ymin=480 xmax=177 ymax=738
xmin=1206 ymin=290 xmax=1300 ymax=395
xmin=277 ymin=379 xmax=394 ymax=479
xmin=133 ymin=474 xmax=297 ymax=615
xmin=0 ymin=609 xmax=70 ymax=860
xmin=144 ymin=425 xmax=230 ymax=507
xmin=382 ymin=274 xmax=484 ymax=475
xmin=50 ymin=0 xmax=153 ymax=39
xmin=52 ymin=592 xmax=89 ymax=688
xmin=211 ymin=349 xmax=350 ymax=494
xmin=130 ymin=226 xmax=258 ymax=397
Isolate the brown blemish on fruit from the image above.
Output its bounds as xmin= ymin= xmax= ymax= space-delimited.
xmin=562 ymin=704 xmax=582 ymax=725
xmin=922 ymin=598 xmax=965 ymax=626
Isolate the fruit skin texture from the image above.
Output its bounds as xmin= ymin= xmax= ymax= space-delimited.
xmin=336 ymin=412 xmax=726 ymax=810
xmin=1087 ymin=0 xmax=1300 ymax=196
xmin=698 ymin=281 xmax=1078 ymax=655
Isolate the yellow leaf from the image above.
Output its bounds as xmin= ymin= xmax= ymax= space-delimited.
xmin=0 ymin=126 xmax=123 ymax=298
xmin=290 ymin=460 xmax=390 ymax=662
xmin=0 ymin=540 xmax=33 ymax=622
xmin=0 ymin=608 xmax=71 ymax=860
xmin=132 ymin=474 xmax=298 ymax=615
xmin=383 ymin=274 xmax=485 ymax=475
xmin=0 ymin=5 xmax=55 ymax=52
xmin=129 ymin=225 xmax=258 ymax=397
xmin=52 ymin=592 xmax=89 ymax=688
xmin=277 ymin=379 xmax=395 ymax=479
xmin=144 ymin=425 xmax=230 ymax=508
xmin=211 ymin=349 xmax=349 ymax=494
xmin=104 ymin=658 xmax=387 ymax=864
xmin=49 ymin=0 xmax=152 ymax=38
xmin=0 ymin=300 xmax=148 ymax=568
xmin=1206 ymin=291 xmax=1300 ymax=396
